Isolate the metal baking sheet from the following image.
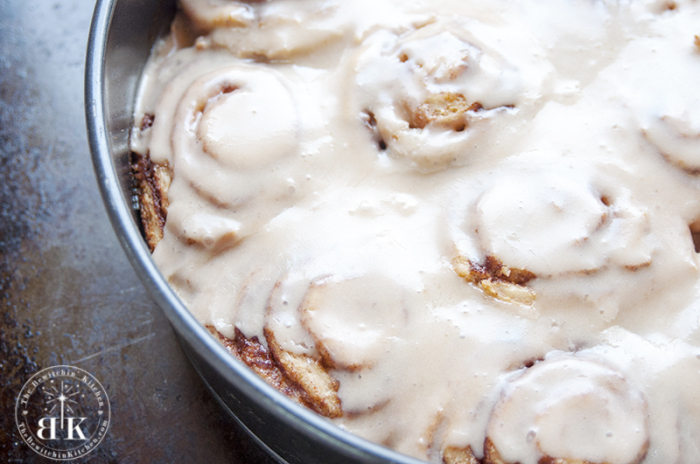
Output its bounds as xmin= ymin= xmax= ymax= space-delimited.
xmin=0 ymin=1 xmax=274 ymax=462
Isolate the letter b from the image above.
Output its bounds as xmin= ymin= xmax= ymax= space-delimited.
xmin=37 ymin=417 xmax=57 ymax=440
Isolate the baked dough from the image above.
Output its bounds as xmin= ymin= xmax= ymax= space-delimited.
xmin=131 ymin=0 xmax=700 ymax=462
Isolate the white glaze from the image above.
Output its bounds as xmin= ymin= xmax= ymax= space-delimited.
xmin=132 ymin=1 xmax=700 ymax=462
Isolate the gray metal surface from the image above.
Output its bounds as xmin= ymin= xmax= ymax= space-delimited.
xmin=0 ymin=1 xmax=274 ymax=462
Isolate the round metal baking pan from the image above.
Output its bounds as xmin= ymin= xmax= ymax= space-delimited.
xmin=85 ymin=0 xmax=428 ymax=463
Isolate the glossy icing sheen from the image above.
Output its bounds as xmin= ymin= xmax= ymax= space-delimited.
xmin=131 ymin=0 xmax=700 ymax=462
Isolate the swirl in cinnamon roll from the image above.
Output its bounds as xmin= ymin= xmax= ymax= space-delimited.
xmin=145 ymin=61 xmax=304 ymax=249
xmin=485 ymin=353 xmax=649 ymax=464
xmin=449 ymin=153 xmax=698 ymax=320
xmin=353 ymin=19 xmax=550 ymax=172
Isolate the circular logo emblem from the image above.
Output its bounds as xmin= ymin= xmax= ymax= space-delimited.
xmin=15 ymin=365 xmax=111 ymax=461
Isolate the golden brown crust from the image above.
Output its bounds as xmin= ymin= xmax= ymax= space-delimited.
xmin=453 ymin=255 xmax=536 ymax=305
xmin=132 ymin=148 xmax=172 ymax=252
xmin=264 ymin=327 xmax=343 ymax=418
xmin=207 ymin=326 xmax=311 ymax=405
xmin=485 ymin=435 xmax=597 ymax=464
xmin=207 ymin=325 xmax=342 ymax=418
xmin=690 ymin=218 xmax=700 ymax=253
xmin=457 ymin=255 xmax=536 ymax=286
xmin=483 ymin=438 xmax=506 ymax=464
xmin=443 ymin=445 xmax=480 ymax=464
xmin=539 ymin=458 xmax=596 ymax=464
xmin=408 ymin=92 xmax=483 ymax=131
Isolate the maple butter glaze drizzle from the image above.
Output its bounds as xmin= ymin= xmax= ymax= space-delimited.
xmin=130 ymin=0 xmax=700 ymax=463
